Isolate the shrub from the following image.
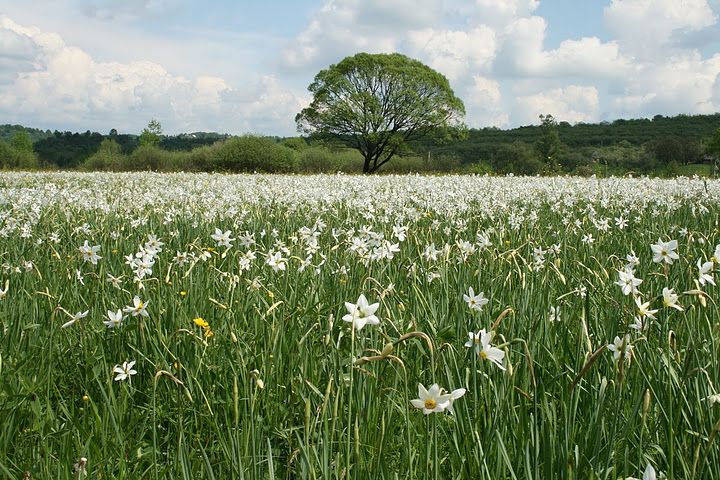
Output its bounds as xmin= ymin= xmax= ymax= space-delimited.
xmin=212 ymin=136 xmax=298 ymax=173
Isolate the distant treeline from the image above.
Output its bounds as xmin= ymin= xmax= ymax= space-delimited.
xmin=1 ymin=113 xmax=719 ymax=175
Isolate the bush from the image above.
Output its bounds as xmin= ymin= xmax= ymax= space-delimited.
xmin=212 ymin=136 xmax=298 ymax=173
xmin=0 ymin=140 xmax=39 ymax=169
xmin=81 ymin=139 xmax=126 ymax=171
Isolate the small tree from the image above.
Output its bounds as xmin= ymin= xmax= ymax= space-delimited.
xmin=535 ymin=114 xmax=561 ymax=169
xmin=296 ymin=52 xmax=465 ymax=173
xmin=139 ymin=119 xmax=162 ymax=147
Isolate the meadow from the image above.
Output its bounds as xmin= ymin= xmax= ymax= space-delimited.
xmin=0 ymin=171 xmax=718 ymax=479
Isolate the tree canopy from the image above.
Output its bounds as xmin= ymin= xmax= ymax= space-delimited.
xmin=296 ymin=52 xmax=466 ymax=173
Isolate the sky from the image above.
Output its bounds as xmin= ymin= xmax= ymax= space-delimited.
xmin=0 ymin=0 xmax=719 ymax=136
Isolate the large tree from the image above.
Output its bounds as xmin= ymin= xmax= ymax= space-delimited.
xmin=296 ymin=52 xmax=465 ymax=173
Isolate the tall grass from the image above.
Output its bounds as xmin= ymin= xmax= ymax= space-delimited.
xmin=0 ymin=172 xmax=718 ymax=478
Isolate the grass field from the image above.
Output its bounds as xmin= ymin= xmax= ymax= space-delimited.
xmin=0 ymin=172 xmax=718 ymax=479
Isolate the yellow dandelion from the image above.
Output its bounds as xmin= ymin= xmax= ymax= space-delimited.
xmin=193 ymin=317 xmax=209 ymax=328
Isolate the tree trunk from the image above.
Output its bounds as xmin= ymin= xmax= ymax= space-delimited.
xmin=363 ymin=155 xmax=371 ymax=174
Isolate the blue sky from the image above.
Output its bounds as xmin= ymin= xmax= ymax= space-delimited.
xmin=0 ymin=0 xmax=719 ymax=136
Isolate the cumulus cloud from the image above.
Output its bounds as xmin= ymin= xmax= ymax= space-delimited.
xmin=612 ymin=52 xmax=720 ymax=116
xmin=0 ymin=16 xmax=305 ymax=135
xmin=515 ymin=86 xmax=600 ymax=125
xmin=465 ymin=75 xmax=509 ymax=127
xmin=604 ymin=0 xmax=718 ymax=57
xmin=472 ymin=0 xmax=539 ymax=26
xmin=405 ymin=27 xmax=495 ymax=81
xmin=495 ymin=16 xmax=632 ymax=79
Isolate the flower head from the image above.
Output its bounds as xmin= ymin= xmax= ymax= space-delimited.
xmin=477 ymin=329 xmax=505 ymax=371
xmin=79 ymin=240 xmax=102 ymax=265
xmin=651 ymin=238 xmax=679 ymax=264
xmin=698 ymin=259 xmax=715 ymax=286
xmin=103 ymin=309 xmax=125 ymax=328
xmin=608 ymin=334 xmax=633 ymax=364
xmin=410 ymin=383 xmax=451 ymax=414
xmin=342 ymin=294 xmax=380 ymax=331
xmin=62 ymin=310 xmax=89 ymax=328
xmin=113 ymin=360 xmax=137 ymax=381
xmin=463 ymin=287 xmax=489 ymax=312
xmin=123 ymin=296 xmax=149 ymax=317
xmin=662 ymin=287 xmax=683 ymax=311
xmin=211 ymin=228 xmax=234 ymax=248
xmin=616 ymin=269 xmax=642 ymax=296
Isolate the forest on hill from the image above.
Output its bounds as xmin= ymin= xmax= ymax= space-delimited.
xmin=1 ymin=113 xmax=719 ymax=176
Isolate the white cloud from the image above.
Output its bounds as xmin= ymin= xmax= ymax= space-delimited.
xmin=0 ymin=16 xmax=305 ymax=135
xmin=612 ymin=52 xmax=720 ymax=116
xmin=496 ymin=16 xmax=632 ymax=79
xmin=472 ymin=0 xmax=539 ymax=26
xmin=405 ymin=27 xmax=496 ymax=81
xmin=515 ymin=86 xmax=600 ymax=125
xmin=604 ymin=0 xmax=717 ymax=57
xmin=465 ymin=75 xmax=509 ymax=127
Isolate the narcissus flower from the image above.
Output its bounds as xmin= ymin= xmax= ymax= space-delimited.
xmin=662 ymin=287 xmax=683 ymax=311
xmin=463 ymin=287 xmax=489 ymax=312
xmin=342 ymin=294 xmax=380 ymax=331
xmin=410 ymin=383 xmax=451 ymax=414
xmin=697 ymin=259 xmax=715 ymax=286
xmin=123 ymin=296 xmax=149 ymax=317
xmin=113 ymin=360 xmax=137 ymax=381
xmin=477 ymin=329 xmax=505 ymax=371
xmin=79 ymin=240 xmax=102 ymax=265
xmin=651 ymin=238 xmax=679 ymax=264
xmin=103 ymin=309 xmax=125 ymax=328
xmin=608 ymin=334 xmax=633 ymax=364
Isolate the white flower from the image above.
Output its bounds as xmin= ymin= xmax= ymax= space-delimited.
xmin=608 ymin=334 xmax=633 ymax=364
xmin=616 ymin=269 xmax=642 ymax=296
xmin=697 ymin=259 xmax=715 ymax=286
xmin=463 ymin=287 xmax=489 ymax=312
xmin=635 ymin=297 xmax=658 ymax=320
xmin=548 ymin=305 xmax=561 ymax=322
xmin=342 ymin=294 xmax=380 ymax=331
xmin=104 ymin=309 xmax=125 ymax=328
xmin=712 ymin=244 xmax=720 ymax=264
xmin=211 ymin=228 xmax=234 ymax=248
xmin=625 ymin=463 xmax=657 ymax=480
xmin=445 ymin=388 xmax=466 ymax=415
xmin=123 ymin=296 xmax=149 ymax=317
xmin=662 ymin=287 xmax=683 ymax=311
xmin=651 ymin=238 xmax=679 ymax=264
xmin=62 ymin=310 xmax=89 ymax=328
xmin=266 ymin=251 xmax=287 ymax=272
xmin=79 ymin=240 xmax=102 ymax=265
xmin=410 ymin=383 xmax=451 ymax=414
xmin=478 ymin=329 xmax=505 ymax=371
xmin=464 ymin=331 xmax=481 ymax=354
xmin=113 ymin=360 xmax=137 ymax=381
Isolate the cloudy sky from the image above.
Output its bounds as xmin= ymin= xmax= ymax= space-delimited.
xmin=1 ymin=0 xmax=719 ymax=136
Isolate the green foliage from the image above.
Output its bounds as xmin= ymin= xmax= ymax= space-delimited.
xmin=138 ymin=119 xmax=162 ymax=147
xmin=707 ymin=128 xmax=720 ymax=159
xmin=0 ymin=124 xmax=52 ymax=143
xmin=489 ymin=142 xmax=544 ymax=174
xmin=213 ymin=136 xmax=298 ymax=172
xmin=80 ymin=139 xmax=126 ymax=171
xmin=0 ymin=137 xmax=39 ymax=169
xmin=10 ymin=131 xmax=34 ymax=153
xmin=535 ymin=114 xmax=561 ymax=167
xmin=34 ymin=131 xmax=105 ymax=168
xmin=297 ymin=52 xmax=466 ymax=173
